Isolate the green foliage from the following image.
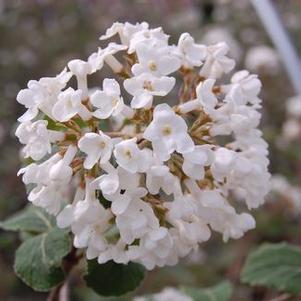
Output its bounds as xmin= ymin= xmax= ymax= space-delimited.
xmin=0 ymin=206 xmax=55 ymax=234
xmin=241 ymin=242 xmax=301 ymax=294
xmin=181 ymin=281 xmax=233 ymax=301
xmin=1 ymin=206 xmax=72 ymax=292
xmin=84 ymin=259 xmax=146 ymax=297
xmin=14 ymin=228 xmax=71 ymax=291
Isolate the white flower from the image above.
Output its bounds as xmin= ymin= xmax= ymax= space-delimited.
xmin=124 ymin=73 xmax=175 ymax=109
xmin=200 ymin=42 xmax=235 ymax=78
xmin=52 ymin=87 xmax=91 ymax=122
xmin=178 ymin=32 xmax=206 ymax=67
xmin=145 ymin=155 xmax=182 ymax=196
xmin=15 ymin=120 xmax=51 ymax=160
xmin=56 ymin=187 xmax=85 ymax=228
xmin=106 ymin=187 xmax=148 ymax=215
xmin=90 ymin=79 xmax=124 ymax=119
xmin=69 ymin=180 xmax=112 ymax=253
xmin=20 ymin=152 xmax=71 ymax=215
xmin=186 ymin=181 xmax=255 ymax=241
xmin=210 ymin=147 xmax=236 ymax=182
xmin=182 ymin=145 xmax=213 ymax=180
xmin=166 ymin=195 xmax=211 ymax=246
xmin=128 ymin=27 xmax=169 ymax=54
xmin=113 ymin=138 xmax=151 ymax=173
xmin=78 ymin=131 xmax=113 ymax=169
xmin=68 ymin=59 xmax=92 ymax=97
xmin=225 ymin=70 xmax=262 ymax=107
xmin=202 ymin=27 xmax=242 ymax=61
xmin=128 ymin=227 xmax=174 ymax=270
xmin=91 ymin=164 xmax=140 ymax=196
xmin=17 ymin=68 xmax=72 ymax=122
xmin=132 ymin=42 xmax=181 ymax=76
xmin=144 ymin=104 xmax=194 ymax=161
xmin=49 ymin=145 xmax=77 ymax=183
xmin=99 ymin=21 xmax=149 ymax=46
xmin=16 ymin=22 xmax=270 ymax=270
xmin=116 ymin=198 xmax=159 ymax=244
xmin=178 ymin=79 xmax=217 ymax=114
xmin=88 ymin=43 xmax=127 ymax=73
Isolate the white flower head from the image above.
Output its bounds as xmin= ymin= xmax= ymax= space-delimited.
xmin=17 ymin=68 xmax=72 ymax=122
xmin=52 ymin=87 xmax=91 ymax=122
xmin=91 ymin=79 xmax=124 ymax=119
xmin=15 ymin=120 xmax=51 ymax=160
xmin=132 ymin=42 xmax=181 ymax=76
xmin=16 ymin=21 xmax=270 ymax=271
xmin=200 ymin=42 xmax=235 ymax=78
xmin=144 ymin=104 xmax=194 ymax=160
xmin=113 ymin=138 xmax=151 ymax=173
xmin=178 ymin=32 xmax=206 ymax=67
xmin=78 ymin=131 xmax=113 ymax=169
xmin=68 ymin=59 xmax=92 ymax=97
xmin=124 ymin=73 xmax=175 ymax=109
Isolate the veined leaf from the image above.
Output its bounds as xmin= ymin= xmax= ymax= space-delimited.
xmin=0 ymin=206 xmax=55 ymax=234
xmin=84 ymin=260 xmax=146 ymax=296
xmin=241 ymin=242 xmax=301 ymax=294
xmin=14 ymin=227 xmax=71 ymax=291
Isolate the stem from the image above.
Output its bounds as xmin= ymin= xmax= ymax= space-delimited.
xmin=47 ymin=247 xmax=82 ymax=301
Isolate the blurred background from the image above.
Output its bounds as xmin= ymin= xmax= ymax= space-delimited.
xmin=1 ymin=0 xmax=301 ymax=300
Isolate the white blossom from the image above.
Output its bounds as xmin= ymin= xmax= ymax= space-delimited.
xmin=90 ymin=79 xmax=124 ymax=119
xmin=17 ymin=68 xmax=72 ymax=122
xmin=178 ymin=32 xmax=206 ymax=67
xmin=144 ymin=104 xmax=194 ymax=160
xmin=132 ymin=42 xmax=181 ymax=76
xmin=16 ymin=21 xmax=270 ymax=271
xmin=15 ymin=120 xmax=51 ymax=160
xmin=124 ymin=73 xmax=175 ymax=109
xmin=52 ymin=87 xmax=91 ymax=122
xmin=78 ymin=131 xmax=113 ymax=169
xmin=200 ymin=42 xmax=235 ymax=78
xmin=182 ymin=145 xmax=213 ymax=180
xmin=113 ymin=138 xmax=151 ymax=173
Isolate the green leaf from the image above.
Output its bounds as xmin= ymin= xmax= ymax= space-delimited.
xmin=241 ymin=242 xmax=301 ymax=294
xmin=84 ymin=260 xmax=146 ymax=296
xmin=181 ymin=281 xmax=233 ymax=301
xmin=14 ymin=227 xmax=71 ymax=292
xmin=0 ymin=206 xmax=55 ymax=234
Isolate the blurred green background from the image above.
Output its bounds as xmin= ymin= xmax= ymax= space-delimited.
xmin=1 ymin=0 xmax=301 ymax=300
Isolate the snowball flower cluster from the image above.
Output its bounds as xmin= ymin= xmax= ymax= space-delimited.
xmin=16 ymin=22 xmax=270 ymax=270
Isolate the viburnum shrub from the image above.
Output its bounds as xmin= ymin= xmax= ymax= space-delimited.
xmin=10 ymin=21 xmax=270 ymax=295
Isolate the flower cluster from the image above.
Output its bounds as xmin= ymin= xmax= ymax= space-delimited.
xmin=16 ymin=22 xmax=270 ymax=270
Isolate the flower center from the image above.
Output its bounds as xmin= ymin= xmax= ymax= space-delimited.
xmin=99 ymin=141 xmax=106 ymax=149
xmin=162 ymin=125 xmax=172 ymax=136
xmin=111 ymin=97 xmax=118 ymax=107
xmin=67 ymin=98 xmax=74 ymax=109
xmin=124 ymin=149 xmax=132 ymax=159
xmin=148 ymin=61 xmax=157 ymax=71
xmin=143 ymin=80 xmax=154 ymax=91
